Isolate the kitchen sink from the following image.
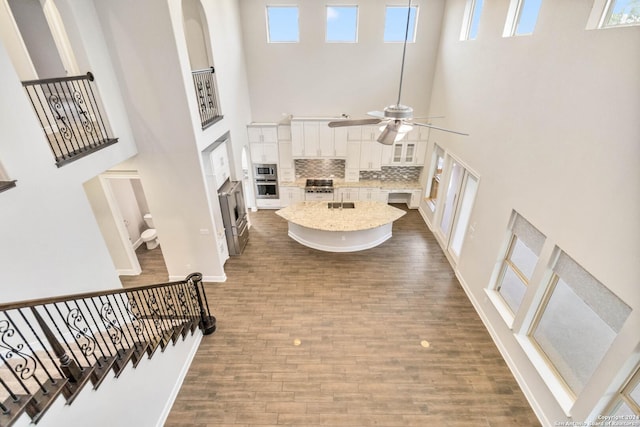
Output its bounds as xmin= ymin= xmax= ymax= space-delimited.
xmin=327 ymin=202 xmax=355 ymax=209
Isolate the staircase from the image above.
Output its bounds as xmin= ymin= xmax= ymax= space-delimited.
xmin=0 ymin=273 xmax=215 ymax=427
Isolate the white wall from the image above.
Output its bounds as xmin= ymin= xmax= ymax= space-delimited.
xmin=93 ymin=0 xmax=253 ymax=282
xmin=0 ymin=0 xmax=139 ymax=302
xmin=421 ymin=0 xmax=640 ymax=423
xmin=238 ymin=0 xmax=444 ymax=122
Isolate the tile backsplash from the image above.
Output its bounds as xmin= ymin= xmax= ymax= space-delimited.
xmin=293 ymin=159 xmax=422 ymax=182
xmin=361 ymin=166 xmax=422 ymax=182
xmin=294 ymin=159 xmax=345 ymax=178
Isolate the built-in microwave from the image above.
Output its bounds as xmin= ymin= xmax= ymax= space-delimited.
xmin=254 ymin=164 xmax=277 ymax=180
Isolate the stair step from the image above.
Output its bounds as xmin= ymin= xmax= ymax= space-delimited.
xmin=131 ymin=342 xmax=149 ymax=368
xmin=160 ymin=332 xmax=173 ymax=352
xmin=112 ymin=348 xmax=135 ymax=378
xmin=61 ymin=366 xmax=96 ymax=405
xmin=0 ymin=394 xmax=34 ymax=427
xmin=26 ymin=378 xmax=68 ymax=424
xmin=89 ymin=356 xmax=117 ymax=389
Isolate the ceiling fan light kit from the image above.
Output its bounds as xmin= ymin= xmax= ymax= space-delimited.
xmin=327 ymin=0 xmax=468 ymax=143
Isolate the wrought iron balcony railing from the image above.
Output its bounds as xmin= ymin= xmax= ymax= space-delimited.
xmin=22 ymin=72 xmax=119 ymax=167
xmin=0 ymin=273 xmax=215 ymax=426
xmin=192 ymin=67 xmax=222 ymax=129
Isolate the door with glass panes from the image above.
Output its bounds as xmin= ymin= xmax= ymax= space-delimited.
xmin=435 ymin=158 xmax=479 ymax=264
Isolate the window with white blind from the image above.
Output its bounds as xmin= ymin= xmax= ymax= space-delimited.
xmin=529 ymin=250 xmax=632 ymax=397
xmin=493 ymin=213 xmax=545 ymax=315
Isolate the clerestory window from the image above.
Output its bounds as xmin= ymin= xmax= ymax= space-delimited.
xmin=266 ymin=6 xmax=299 ymax=43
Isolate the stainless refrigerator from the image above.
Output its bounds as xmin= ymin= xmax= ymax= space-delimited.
xmin=218 ymin=179 xmax=249 ymax=255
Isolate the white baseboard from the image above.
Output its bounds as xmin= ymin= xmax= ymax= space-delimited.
xmin=155 ymin=332 xmax=203 ymax=427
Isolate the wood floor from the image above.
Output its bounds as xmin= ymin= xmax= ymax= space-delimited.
xmin=160 ymin=205 xmax=539 ymax=426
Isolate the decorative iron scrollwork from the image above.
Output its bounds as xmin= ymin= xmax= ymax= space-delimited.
xmin=66 ymin=308 xmax=97 ymax=357
xmin=0 ymin=320 xmax=37 ymax=381
xmin=99 ymin=302 xmax=123 ymax=345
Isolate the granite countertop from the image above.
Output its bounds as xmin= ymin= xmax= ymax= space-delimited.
xmin=275 ymin=201 xmax=406 ymax=232
xmin=279 ymin=178 xmax=422 ymax=190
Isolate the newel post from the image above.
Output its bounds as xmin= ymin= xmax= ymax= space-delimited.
xmin=186 ymin=273 xmax=216 ymax=335
xmin=30 ymin=307 xmax=83 ymax=383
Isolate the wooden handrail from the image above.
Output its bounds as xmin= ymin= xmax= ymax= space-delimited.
xmin=0 ymin=273 xmax=202 ymax=312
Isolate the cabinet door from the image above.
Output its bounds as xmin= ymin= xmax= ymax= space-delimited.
xmin=361 ymin=125 xmax=381 ymax=141
xmin=404 ymin=142 xmax=416 ymax=164
xmin=291 ymin=122 xmax=304 ymax=157
xmin=261 ymin=126 xmax=278 ymax=143
xmin=304 ymin=121 xmax=320 ymax=157
xmin=318 ymin=121 xmax=334 ymax=157
xmin=262 ymin=142 xmax=279 ymax=163
xmin=333 ymin=127 xmax=348 ymax=157
xmin=415 ymin=140 xmax=427 ymax=166
xmin=247 ymin=127 xmax=263 ymax=143
xmin=346 ymin=141 xmax=360 ymax=169
xmin=347 ymin=126 xmax=362 ymax=141
xmin=360 ymin=141 xmax=382 ymax=170
xmin=279 ymin=141 xmax=293 ymax=169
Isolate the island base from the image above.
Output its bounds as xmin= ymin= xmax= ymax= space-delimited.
xmin=287 ymin=222 xmax=393 ymax=253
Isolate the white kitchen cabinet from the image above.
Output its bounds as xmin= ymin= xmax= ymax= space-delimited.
xmin=361 ymin=125 xmax=381 ymax=141
xmin=305 ymin=192 xmax=334 ymax=201
xmin=333 ymin=127 xmax=347 ymax=157
xmin=345 ymin=141 xmax=361 ymax=182
xmin=346 ymin=126 xmax=362 ymax=141
xmin=336 ymin=187 xmax=359 ymax=202
xmin=291 ymin=119 xmax=341 ymax=158
xmin=359 ymin=140 xmax=382 ymax=171
xmin=410 ymin=190 xmax=422 ymax=208
xmin=381 ymin=140 xmax=427 ymax=166
xmin=278 ymin=141 xmax=295 ymax=182
xmin=279 ymin=187 xmax=304 ymax=207
xmin=248 ymin=124 xmax=279 ymax=164
xmin=406 ymin=126 xmax=429 ymax=141
xmin=211 ymin=142 xmax=230 ymax=189
xmin=359 ymin=187 xmax=382 ymax=202
xmin=250 ymin=141 xmax=278 ymax=164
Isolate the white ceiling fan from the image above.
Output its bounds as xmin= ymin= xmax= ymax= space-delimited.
xmin=328 ymin=0 xmax=468 ymax=145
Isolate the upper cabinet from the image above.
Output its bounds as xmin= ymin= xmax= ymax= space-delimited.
xmin=248 ymin=124 xmax=278 ymax=164
xmin=211 ymin=141 xmax=230 ymax=189
xmin=291 ymin=119 xmax=346 ymax=158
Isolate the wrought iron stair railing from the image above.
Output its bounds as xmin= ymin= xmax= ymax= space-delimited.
xmin=22 ymin=72 xmax=119 ymax=167
xmin=0 ymin=273 xmax=215 ymax=427
xmin=191 ymin=67 xmax=222 ymax=129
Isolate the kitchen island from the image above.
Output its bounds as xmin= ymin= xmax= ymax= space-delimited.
xmin=275 ymin=201 xmax=406 ymax=252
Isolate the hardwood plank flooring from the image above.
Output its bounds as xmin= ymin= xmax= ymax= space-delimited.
xmin=119 ymin=245 xmax=169 ymax=288
xmin=164 ymin=205 xmax=540 ymax=426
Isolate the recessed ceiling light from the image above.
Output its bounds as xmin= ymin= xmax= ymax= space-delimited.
xmin=293 ymin=338 xmax=301 ymax=346
xmin=420 ymin=340 xmax=430 ymax=348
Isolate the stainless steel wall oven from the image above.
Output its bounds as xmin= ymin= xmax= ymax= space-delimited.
xmin=254 ymin=164 xmax=278 ymax=199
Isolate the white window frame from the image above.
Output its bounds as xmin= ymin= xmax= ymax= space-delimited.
xmin=486 ymin=211 xmax=545 ymax=327
xmin=424 ymin=144 xmax=444 ymax=212
xmin=325 ymin=5 xmax=359 ymax=43
xmin=605 ymin=366 xmax=640 ymax=416
xmin=587 ymin=0 xmax=640 ymax=29
xmin=502 ymin=0 xmax=542 ymax=37
xmin=266 ymin=5 xmax=300 ymax=43
xmin=383 ymin=5 xmax=419 ymax=43
xmin=518 ymin=248 xmax=632 ymax=414
xmin=460 ymin=0 xmax=483 ymax=40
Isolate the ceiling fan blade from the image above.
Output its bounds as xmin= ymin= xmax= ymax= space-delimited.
xmin=367 ymin=111 xmax=386 ymax=119
xmin=413 ymin=122 xmax=469 ymax=136
xmin=328 ymin=118 xmax=382 ymax=128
